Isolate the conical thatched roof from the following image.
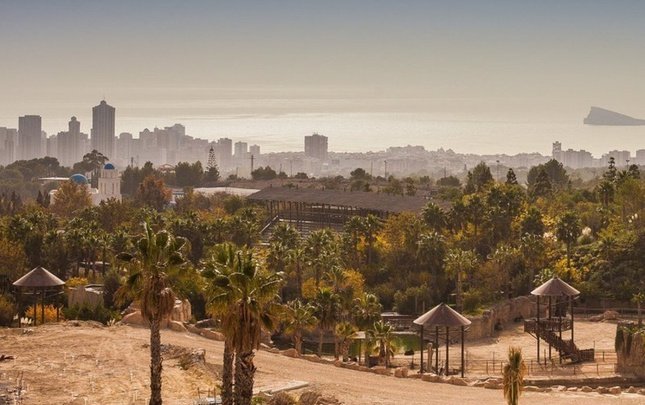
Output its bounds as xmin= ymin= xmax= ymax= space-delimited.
xmin=531 ymin=276 xmax=580 ymax=297
xmin=13 ymin=267 xmax=65 ymax=289
xmin=413 ymin=303 xmax=472 ymax=328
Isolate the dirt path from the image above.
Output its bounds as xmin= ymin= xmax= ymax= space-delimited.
xmin=0 ymin=323 xmax=641 ymax=404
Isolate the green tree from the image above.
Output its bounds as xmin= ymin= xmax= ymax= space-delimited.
xmin=314 ymin=287 xmax=340 ymax=357
xmin=529 ymin=168 xmax=552 ymax=198
xmin=283 ymin=299 xmax=318 ymax=355
xmin=505 ymin=168 xmax=518 ymax=185
xmin=556 ymin=211 xmax=581 ymax=267
xmin=632 ymin=292 xmax=645 ymax=327
xmin=468 ymin=162 xmax=494 ymax=192
xmin=202 ymin=243 xmax=238 ymax=405
xmin=520 ymin=207 xmax=545 ymax=237
xmin=174 ymin=161 xmax=203 ymax=187
xmin=421 ymin=202 xmax=447 ymax=232
xmin=204 ymin=245 xmax=283 ymax=405
xmin=503 ymin=347 xmax=526 ymax=405
xmin=137 ymin=175 xmax=171 ymax=211
xmin=444 ymin=249 xmax=478 ymax=311
xmin=368 ymin=320 xmax=396 ymax=367
xmin=335 ymin=321 xmax=357 ymax=362
xmin=527 ymin=159 xmax=568 ymax=191
xmin=116 ymin=222 xmax=187 ymax=405
xmin=50 ymin=180 xmax=92 ymax=217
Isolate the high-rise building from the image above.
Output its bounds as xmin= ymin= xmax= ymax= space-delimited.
xmin=91 ymin=100 xmax=115 ymax=159
xmin=636 ymin=149 xmax=645 ymax=165
xmin=216 ymin=138 xmax=232 ymax=171
xmin=18 ymin=115 xmax=42 ymax=160
xmin=0 ymin=127 xmax=18 ymax=165
xmin=234 ymin=141 xmax=248 ymax=157
xmin=56 ymin=116 xmax=85 ymax=167
xmin=249 ymin=144 xmax=260 ymax=157
xmin=304 ymin=133 xmax=328 ymax=160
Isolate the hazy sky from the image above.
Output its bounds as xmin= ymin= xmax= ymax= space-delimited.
xmin=2 ymin=0 xmax=645 ymax=131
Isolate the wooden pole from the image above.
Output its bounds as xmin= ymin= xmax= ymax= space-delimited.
xmin=571 ymin=296 xmax=575 ymax=344
xmin=445 ymin=326 xmax=450 ymax=375
xmin=435 ymin=326 xmax=439 ymax=373
xmin=420 ymin=325 xmax=424 ymax=373
xmin=548 ymin=296 xmax=552 ymax=360
xmin=41 ymin=289 xmax=45 ymax=324
xmin=461 ymin=326 xmax=465 ymax=378
xmin=536 ymin=295 xmax=540 ymax=363
xmin=33 ymin=291 xmax=37 ymax=326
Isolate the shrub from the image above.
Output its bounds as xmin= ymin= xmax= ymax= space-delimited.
xmin=24 ymin=303 xmax=61 ymax=323
xmin=63 ymin=304 xmax=120 ymax=325
xmin=0 ymin=294 xmax=17 ymax=326
xmin=268 ymin=392 xmax=296 ymax=405
xmin=66 ymin=277 xmax=89 ymax=288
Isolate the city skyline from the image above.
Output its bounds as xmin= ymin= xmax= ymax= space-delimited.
xmin=1 ymin=1 xmax=644 ymax=158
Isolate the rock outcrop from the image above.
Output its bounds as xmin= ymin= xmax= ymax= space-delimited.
xmin=584 ymin=106 xmax=645 ymax=126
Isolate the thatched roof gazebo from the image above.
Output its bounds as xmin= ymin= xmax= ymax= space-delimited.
xmin=413 ymin=303 xmax=471 ymax=377
xmin=13 ymin=267 xmax=65 ymax=325
xmin=524 ymin=276 xmax=594 ymax=363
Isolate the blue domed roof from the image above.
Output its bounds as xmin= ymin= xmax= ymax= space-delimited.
xmin=70 ymin=174 xmax=88 ymax=185
xmin=104 ymin=163 xmax=115 ymax=170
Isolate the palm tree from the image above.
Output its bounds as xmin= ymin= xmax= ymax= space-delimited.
xmin=202 ymin=243 xmax=238 ymax=405
xmin=305 ymin=229 xmax=338 ymax=287
xmin=287 ymin=246 xmax=306 ymax=298
xmin=421 ymin=202 xmax=447 ymax=232
xmin=215 ymin=249 xmax=283 ymax=405
xmin=314 ymin=287 xmax=340 ymax=357
xmin=335 ymin=321 xmax=357 ymax=362
xmin=353 ymin=293 xmax=382 ymax=365
xmin=117 ymin=222 xmax=187 ymax=405
xmin=444 ymin=249 xmax=478 ymax=311
xmin=503 ymin=347 xmax=527 ymax=405
xmin=368 ymin=320 xmax=396 ymax=367
xmin=361 ymin=215 xmax=382 ymax=266
xmin=353 ymin=293 xmax=382 ymax=330
xmin=632 ymin=292 xmax=645 ymax=327
xmin=282 ymin=299 xmax=317 ymax=355
xmin=343 ymin=216 xmax=365 ymax=267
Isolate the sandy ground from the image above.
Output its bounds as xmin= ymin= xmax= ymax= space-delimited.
xmin=0 ymin=321 xmax=642 ymax=405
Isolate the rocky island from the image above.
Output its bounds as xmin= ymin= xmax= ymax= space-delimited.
xmin=584 ymin=106 xmax=645 ymax=125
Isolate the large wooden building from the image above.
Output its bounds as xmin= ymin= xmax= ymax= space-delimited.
xmin=248 ymin=187 xmax=449 ymax=237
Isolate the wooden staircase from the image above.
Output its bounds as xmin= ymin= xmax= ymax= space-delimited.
xmin=524 ymin=318 xmax=594 ymax=363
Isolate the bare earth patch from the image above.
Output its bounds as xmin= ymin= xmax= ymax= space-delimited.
xmin=0 ymin=321 xmax=642 ymax=404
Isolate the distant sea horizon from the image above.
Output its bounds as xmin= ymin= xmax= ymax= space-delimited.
xmin=1 ymin=92 xmax=643 ymax=158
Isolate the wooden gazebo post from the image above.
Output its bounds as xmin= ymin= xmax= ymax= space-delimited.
xmin=12 ymin=267 xmax=65 ymax=326
xmin=413 ymin=303 xmax=471 ymax=377
xmin=419 ymin=325 xmax=424 ymax=373
xmin=529 ymin=276 xmax=581 ymax=365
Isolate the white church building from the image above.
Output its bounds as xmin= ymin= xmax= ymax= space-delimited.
xmin=50 ymin=163 xmax=122 ymax=205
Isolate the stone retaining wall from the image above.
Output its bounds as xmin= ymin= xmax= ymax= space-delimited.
xmin=466 ymin=296 xmax=538 ymax=341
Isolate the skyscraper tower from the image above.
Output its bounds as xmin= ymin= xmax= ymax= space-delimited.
xmin=91 ymin=100 xmax=115 ymax=159
xmin=18 ymin=115 xmax=42 ymax=160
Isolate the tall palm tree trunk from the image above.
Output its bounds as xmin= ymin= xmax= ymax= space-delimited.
xmin=318 ymin=329 xmax=324 ymax=357
xmin=294 ymin=333 xmax=302 ymax=355
xmin=149 ymin=316 xmax=163 ymax=405
xmin=221 ymin=341 xmax=234 ymax=405
xmin=233 ymin=351 xmax=256 ymax=405
xmin=296 ymin=262 xmax=303 ymax=298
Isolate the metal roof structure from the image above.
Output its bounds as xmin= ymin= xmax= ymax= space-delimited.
xmin=13 ymin=267 xmax=65 ymax=289
xmin=531 ymin=276 xmax=580 ymax=297
xmin=413 ymin=303 xmax=472 ymax=328
xmin=248 ymin=187 xmax=449 ymax=213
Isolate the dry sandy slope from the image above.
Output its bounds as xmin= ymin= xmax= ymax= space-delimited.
xmin=0 ymin=323 xmax=641 ymax=405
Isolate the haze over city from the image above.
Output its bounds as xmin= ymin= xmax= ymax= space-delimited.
xmin=1 ymin=1 xmax=645 ymax=156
